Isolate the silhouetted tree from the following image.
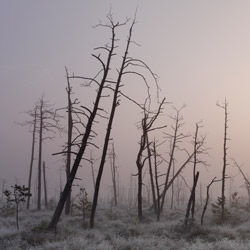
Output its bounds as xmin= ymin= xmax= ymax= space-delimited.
xmin=16 ymin=103 xmax=38 ymax=210
xmin=232 ymin=159 xmax=250 ymax=205
xmin=136 ymin=98 xmax=166 ymax=221
xmin=36 ymin=95 xmax=63 ymax=211
xmin=48 ymin=13 xmax=119 ymax=230
xmin=201 ymin=177 xmax=221 ymax=225
xmin=217 ymin=99 xmax=229 ymax=221
xmin=160 ymin=106 xmax=190 ymax=211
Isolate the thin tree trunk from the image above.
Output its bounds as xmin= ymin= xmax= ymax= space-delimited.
xmin=37 ymin=99 xmax=43 ymax=211
xmin=110 ymin=142 xmax=117 ymax=206
xmin=184 ymin=171 xmax=199 ymax=225
xmin=89 ymin=19 xmax=136 ymax=229
xmin=191 ymin=123 xmax=199 ymax=219
xmin=146 ymin=134 xmax=157 ymax=213
xmin=43 ymin=161 xmax=48 ymax=209
xmin=218 ymin=100 xmax=228 ymax=221
xmin=65 ymin=67 xmax=73 ymax=215
xmin=27 ymin=106 xmax=37 ymax=210
xmin=152 ymin=140 xmax=161 ymax=221
xmin=170 ymin=162 xmax=175 ymax=209
xmin=201 ymin=177 xmax=218 ymax=225
xmin=48 ymin=17 xmax=116 ymax=230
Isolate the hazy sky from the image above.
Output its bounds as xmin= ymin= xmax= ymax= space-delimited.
xmin=1 ymin=1 xmax=250 ymax=201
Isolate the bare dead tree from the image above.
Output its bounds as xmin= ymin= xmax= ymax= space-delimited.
xmin=152 ymin=134 xmax=206 ymax=210
xmin=90 ymin=15 xmax=144 ymax=228
xmin=89 ymin=10 xmax=163 ymax=227
xmin=64 ymin=67 xmax=73 ymax=215
xmin=48 ymin=13 xmax=119 ymax=230
xmin=232 ymin=158 xmax=250 ymax=204
xmin=36 ymin=95 xmax=63 ymax=211
xmin=191 ymin=121 xmax=206 ymax=219
xmin=16 ymin=103 xmax=38 ymax=210
xmin=136 ymin=98 xmax=166 ymax=221
xmin=217 ymin=99 xmax=229 ymax=221
xmin=201 ymin=177 xmax=221 ymax=225
xmin=160 ymin=106 xmax=190 ymax=211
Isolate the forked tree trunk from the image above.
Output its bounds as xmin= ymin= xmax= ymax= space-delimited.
xmin=184 ymin=171 xmax=199 ymax=225
xmin=89 ymin=19 xmax=135 ymax=229
xmin=48 ymin=16 xmax=116 ymax=230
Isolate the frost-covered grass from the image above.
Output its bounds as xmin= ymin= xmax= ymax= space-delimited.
xmin=1 ymin=205 xmax=250 ymax=249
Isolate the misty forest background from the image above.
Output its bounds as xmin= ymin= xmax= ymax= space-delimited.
xmin=2 ymin=2 xmax=250 ymax=250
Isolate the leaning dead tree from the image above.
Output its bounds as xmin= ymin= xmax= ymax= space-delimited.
xmin=184 ymin=171 xmax=199 ymax=225
xmin=160 ymin=106 xmax=190 ymax=211
xmin=200 ymin=177 xmax=221 ymax=225
xmin=16 ymin=103 xmax=38 ymax=210
xmin=136 ymin=98 xmax=166 ymax=221
xmin=191 ymin=121 xmax=207 ymax=219
xmin=151 ymin=129 xmax=206 ymax=211
xmin=217 ymin=99 xmax=229 ymax=221
xmin=48 ymin=13 xmax=120 ymax=230
xmin=53 ymin=67 xmax=87 ymax=215
xmin=90 ymin=14 xmax=161 ymax=227
xmin=232 ymin=158 xmax=250 ymax=204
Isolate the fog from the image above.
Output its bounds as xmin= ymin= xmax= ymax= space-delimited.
xmin=1 ymin=0 xmax=250 ymax=204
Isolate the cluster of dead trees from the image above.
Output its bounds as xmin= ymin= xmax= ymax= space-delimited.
xmin=16 ymin=13 xmax=249 ymax=231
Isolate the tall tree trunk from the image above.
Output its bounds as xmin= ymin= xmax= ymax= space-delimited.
xmin=217 ymin=100 xmax=229 ymax=221
xmin=43 ymin=161 xmax=48 ymax=209
xmin=191 ymin=123 xmax=199 ymax=219
xmin=89 ymin=19 xmax=135 ymax=229
xmin=146 ymin=134 xmax=157 ymax=213
xmin=65 ymin=67 xmax=73 ymax=215
xmin=37 ymin=99 xmax=43 ymax=211
xmin=27 ymin=106 xmax=37 ymax=210
xmin=48 ymin=16 xmax=116 ymax=230
xmin=152 ymin=140 xmax=161 ymax=221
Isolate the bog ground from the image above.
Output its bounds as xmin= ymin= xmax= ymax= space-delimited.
xmin=1 ymin=203 xmax=250 ymax=250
